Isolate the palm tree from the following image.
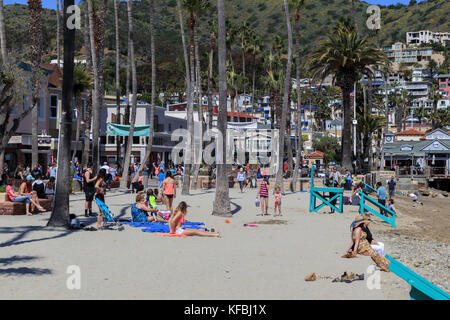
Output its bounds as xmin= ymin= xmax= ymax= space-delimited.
xmin=56 ymin=0 xmax=61 ymax=66
xmin=206 ymin=19 xmax=216 ymax=130
xmin=248 ymin=32 xmax=262 ymax=117
xmin=227 ymin=61 xmax=237 ymax=122
xmin=0 ymin=0 xmax=7 ymax=64
xmin=275 ymin=0 xmax=293 ymax=194
xmin=289 ymin=0 xmax=305 ymax=192
xmin=308 ymin=20 xmax=388 ymax=170
xmin=113 ymin=0 xmax=121 ymax=164
xmin=212 ymin=0 xmax=231 ymax=217
xmin=428 ymin=84 xmax=443 ymax=130
xmin=136 ymin=0 xmax=156 ymax=179
xmin=47 ymin=0 xmax=75 ymax=228
xmin=400 ymin=89 xmax=412 ymax=131
xmin=415 ymin=105 xmax=427 ymax=131
xmin=357 ymin=113 xmax=385 ymax=171
xmin=71 ymin=64 xmax=93 ymax=164
xmin=28 ymin=0 xmax=42 ymax=168
xmin=237 ymin=20 xmax=250 ymax=87
xmin=177 ymin=0 xmax=194 ymax=195
xmin=82 ymin=9 xmax=92 ymax=168
xmin=120 ymin=0 xmax=138 ymax=190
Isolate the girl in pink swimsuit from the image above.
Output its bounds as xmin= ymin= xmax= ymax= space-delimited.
xmin=168 ymin=202 xmax=221 ymax=237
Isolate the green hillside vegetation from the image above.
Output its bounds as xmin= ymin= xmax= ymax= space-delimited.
xmin=4 ymin=0 xmax=449 ymax=96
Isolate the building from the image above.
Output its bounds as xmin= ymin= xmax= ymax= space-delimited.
xmin=384 ymin=129 xmax=450 ymax=177
xmin=438 ymin=74 xmax=450 ymax=96
xmin=99 ymin=104 xmax=187 ymax=165
xmin=304 ymin=151 xmax=325 ymax=168
xmin=406 ymin=30 xmax=449 ymax=46
xmin=382 ymin=42 xmax=445 ymax=72
xmin=5 ymin=63 xmax=88 ymax=171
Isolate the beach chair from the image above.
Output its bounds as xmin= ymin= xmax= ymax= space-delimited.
xmin=95 ymin=198 xmax=124 ymax=231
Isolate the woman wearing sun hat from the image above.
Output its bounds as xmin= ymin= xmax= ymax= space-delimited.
xmin=343 ymin=214 xmax=390 ymax=272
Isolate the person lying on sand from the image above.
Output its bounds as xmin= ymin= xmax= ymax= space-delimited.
xmin=131 ymin=193 xmax=167 ymax=223
xmin=168 ymin=201 xmax=221 ymax=237
xmin=342 ymin=214 xmax=390 ymax=272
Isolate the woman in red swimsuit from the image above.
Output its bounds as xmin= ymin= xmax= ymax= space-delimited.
xmin=168 ymin=202 xmax=221 ymax=237
xmin=162 ymin=171 xmax=176 ymax=214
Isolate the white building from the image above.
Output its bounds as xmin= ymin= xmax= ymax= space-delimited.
xmin=406 ymin=30 xmax=449 ymax=46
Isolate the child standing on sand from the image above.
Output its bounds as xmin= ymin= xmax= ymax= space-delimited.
xmin=274 ymin=186 xmax=282 ymax=216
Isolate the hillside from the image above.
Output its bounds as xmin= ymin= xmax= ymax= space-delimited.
xmin=3 ymin=0 xmax=449 ymax=93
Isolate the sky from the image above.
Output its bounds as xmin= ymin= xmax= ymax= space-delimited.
xmin=4 ymin=0 xmax=428 ymax=11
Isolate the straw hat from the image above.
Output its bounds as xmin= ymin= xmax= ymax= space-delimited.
xmin=351 ymin=214 xmax=371 ymax=229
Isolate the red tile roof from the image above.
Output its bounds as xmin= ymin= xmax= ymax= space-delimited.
xmin=395 ymin=129 xmax=425 ymax=136
xmin=41 ymin=63 xmax=63 ymax=88
xmin=305 ymin=151 xmax=324 ymax=158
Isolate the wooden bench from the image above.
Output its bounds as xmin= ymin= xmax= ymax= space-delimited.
xmin=0 ymin=193 xmax=52 ymax=215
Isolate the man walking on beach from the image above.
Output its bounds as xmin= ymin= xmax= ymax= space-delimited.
xmin=387 ymin=176 xmax=396 ymax=199
xmin=376 ymin=182 xmax=387 ymax=216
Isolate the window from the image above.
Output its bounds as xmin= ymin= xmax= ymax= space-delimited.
xmin=38 ymin=96 xmax=45 ymax=119
xmin=133 ymin=136 xmax=140 ymax=144
xmin=100 ymin=136 xmax=107 ymax=144
xmin=50 ymin=95 xmax=58 ymax=118
xmin=107 ymin=136 xmax=115 ymax=144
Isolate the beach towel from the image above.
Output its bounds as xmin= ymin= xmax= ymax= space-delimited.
xmin=121 ymin=221 xmax=205 ymax=234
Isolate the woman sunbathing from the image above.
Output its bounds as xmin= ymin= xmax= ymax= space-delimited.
xmin=131 ymin=193 xmax=167 ymax=223
xmin=168 ymin=201 xmax=221 ymax=237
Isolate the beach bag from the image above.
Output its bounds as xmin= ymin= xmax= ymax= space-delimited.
xmin=158 ymin=210 xmax=171 ymax=221
xmin=343 ymin=196 xmax=350 ymax=205
xmin=255 ymin=197 xmax=260 ymax=207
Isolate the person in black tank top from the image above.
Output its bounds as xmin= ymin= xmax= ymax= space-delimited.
xmin=84 ymin=163 xmax=97 ymax=217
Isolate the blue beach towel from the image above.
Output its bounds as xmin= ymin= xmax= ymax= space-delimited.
xmin=121 ymin=221 xmax=205 ymax=233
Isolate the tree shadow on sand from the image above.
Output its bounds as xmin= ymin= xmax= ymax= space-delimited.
xmin=0 ymin=255 xmax=52 ymax=277
xmin=0 ymin=226 xmax=73 ymax=248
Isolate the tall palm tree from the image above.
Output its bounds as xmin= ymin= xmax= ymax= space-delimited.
xmin=248 ymin=32 xmax=262 ymax=117
xmin=71 ymin=64 xmax=93 ymax=164
xmin=428 ymin=84 xmax=443 ymax=130
xmin=227 ymin=60 xmax=237 ymax=122
xmin=0 ymin=0 xmax=7 ymax=64
xmin=82 ymin=9 xmax=92 ymax=168
xmin=113 ymin=0 xmax=121 ymax=164
xmin=206 ymin=19 xmax=216 ymax=130
xmin=120 ymin=0 xmax=138 ymax=189
xmin=28 ymin=0 xmax=42 ymax=168
xmin=177 ymin=0 xmax=194 ymax=195
xmin=308 ymin=20 xmax=388 ymax=170
xmin=56 ymin=0 xmax=60 ymax=66
xmin=415 ymin=105 xmax=427 ymax=132
xmin=357 ymin=113 xmax=385 ymax=171
xmin=212 ymin=0 xmax=231 ymax=217
xmin=275 ymin=0 xmax=293 ymax=193
xmin=289 ymin=0 xmax=305 ymax=192
xmin=47 ymin=0 xmax=75 ymax=228
xmin=136 ymin=0 xmax=156 ymax=179
xmin=237 ymin=20 xmax=250 ymax=87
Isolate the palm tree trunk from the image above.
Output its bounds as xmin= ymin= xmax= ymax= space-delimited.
xmin=177 ymin=0 xmax=193 ymax=195
xmin=82 ymin=9 xmax=92 ymax=169
xmin=291 ymin=12 xmax=303 ymax=192
xmin=28 ymin=0 xmax=42 ymax=168
xmin=71 ymin=95 xmax=82 ymax=164
xmin=88 ymin=0 xmax=100 ymax=173
xmin=275 ymin=0 xmax=293 ymax=194
xmin=114 ymin=0 xmax=121 ymax=165
xmin=56 ymin=0 xmax=60 ymax=66
xmin=212 ymin=0 xmax=231 ymax=217
xmin=341 ymin=82 xmax=353 ymax=170
xmin=47 ymin=0 xmax=75 ymax=228
xmin=0 ymin=0 xmax=7 ymax=64
xmin=192 ymin=17 xmax=203 ymax=190
xmin=136 ymin=0 xmax=156 ymax=180
xmin=207 ymin=32 xmax=215 ymax=130
xmin=120 ymin=0 xmax=138 ymax=190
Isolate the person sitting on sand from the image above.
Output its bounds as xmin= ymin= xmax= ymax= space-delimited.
xmin=131 ymin=193 xmax=166 ymax=223
xmin=146 ymin=188 xmax=158 ymax=210
xmin=343 ymin=214 xmax=390 ymax=271
xmin=154 ymin=188 xmax=163 ymax=203
xmin=169 ymin=201 xmax=221 ymax=237
xmin=387 ymin=198 xmax=397 ymax=215
xmin=409 ymin=193 xmax=423 ymax=206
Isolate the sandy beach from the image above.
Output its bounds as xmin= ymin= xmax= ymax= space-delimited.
xmin=0 ymin=181 xmax=448 ymax=300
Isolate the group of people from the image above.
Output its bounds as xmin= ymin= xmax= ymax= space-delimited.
xmin=323 ymin=167 xmax=353 ymax=190
xmin=5 ymin=173 xmax=55 ymax=216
